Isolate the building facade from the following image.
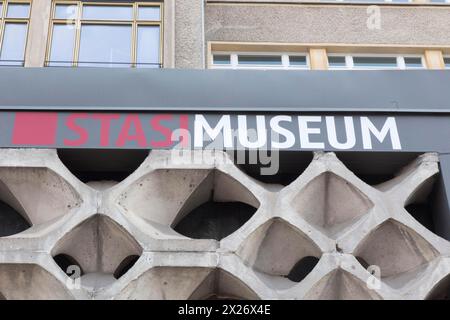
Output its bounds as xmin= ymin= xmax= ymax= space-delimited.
xmin=0 ymin=0 xmax=449 ymax=300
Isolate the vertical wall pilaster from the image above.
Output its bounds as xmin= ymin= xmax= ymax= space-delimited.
xmin=24 ymin=0 xmax=52 ymax=67
xmin=425 ymin=50 xmax=445 ymax=70
xmin=163 ymin=0 xmax=175 ymax=68
xmin=309 ymin=48 xmax=328 ymax=70
xmin=174 ymin=0 xmax=204 ymax=69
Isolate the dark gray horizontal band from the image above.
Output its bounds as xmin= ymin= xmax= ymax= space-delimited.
xmin=1 ymin=67 xmax=450 ymax=113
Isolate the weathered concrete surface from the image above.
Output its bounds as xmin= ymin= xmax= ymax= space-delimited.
xmin=175 ymin=0 xmax=205 ymax=68
xmin=0 ymin=149 xmax=449 ymax=299
xmin=205 ymin=4 xmax=450 ymax=46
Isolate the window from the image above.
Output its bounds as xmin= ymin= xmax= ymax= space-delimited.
xmin=0 ymin=1 xmax=30 ymax=66
xmin=211 ymin=53 xmax=309 ymax=70
xmin=444 ymin=57 xmax=450 ymax=69
xmin=328 ymin=54 xmax=425 ymax=70
xmin=46 ymin=1 xmax=162 ymax=67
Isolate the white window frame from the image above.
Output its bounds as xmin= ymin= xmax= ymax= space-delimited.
xmin=327 ymin=53 xmax=426 ymax=70
xmin=211 ymin=52 xmax=310 ymax=70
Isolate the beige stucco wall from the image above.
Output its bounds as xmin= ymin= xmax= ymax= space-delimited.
xmin=174 ymin=0 xmax=205 ymax=68
xmin=205 ymin=3 xmax=450 ymax=46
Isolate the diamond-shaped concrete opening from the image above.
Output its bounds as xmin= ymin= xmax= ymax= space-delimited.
xmin=236 ymin=151 xmax=313 ymax=186
xmin=173 ymin=170 xmax=259 ymax=240
xmin=335 ymin=152 xmax=420 ymax=186
xmin=58 ymin=149 xmax=149 ymax=187
xmin=53 ymin=253 xmax=84 ymax=277
xmin=0 ymin=198 xmax=30 ymax=237
xmin=174 ymin=201 xmax=256 ymax=240
xmin=305 ymin=269 xmax=381 ymax=300
xmin=404 ymin=174 xmax=440 ymax=237
xmin=189 ymin=269 xmax=259 ymax=300
xmin=119 ymin=169 xmax=259 ymax=240
xmin=355 ymin=219 xmax=439 ymax=288
xmin=52 ymin=214 xmax=142 ymax=288
xmin=292 ymin=172 xmax=373 ymax=237
xmin=114 ymin=267 xmax=258 ymax=300
xmin=238 ymin=218 xmax=321 ymax=288
xmin=114 ymin=255 xmax=141 ymax=279
xmin=0 ymin=168 xmax=81 ymax=236
xmin=426 ymin=274 xmax=450 ymax=300
xmin=0 ymin=264 xmax=72 ymax=299
xmin=287 ymin=256 xmax=321 ymax=282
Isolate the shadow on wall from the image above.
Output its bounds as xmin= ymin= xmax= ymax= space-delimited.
xmin=57 ymin=149 xmax=149 ymax=184
xmin=426 ymin=274 xmax=450 ymax=300
xmin=174 ymin=201 xmax=256 ymax=241
xmin=0 ymin=201 xmax=30 ymax=237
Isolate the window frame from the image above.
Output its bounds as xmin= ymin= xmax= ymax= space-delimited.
xmin=0 ymin=0 xmax=31 ymax=66
xmin=211 ymin=51 xmax=310 ymax=70
xmin=327 ymin=53 xmax=426 ymax=70
xmin=45 ymin=1 xmax=163 ymax=67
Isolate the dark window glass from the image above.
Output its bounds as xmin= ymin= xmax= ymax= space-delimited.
xmin=289 ymin=56 xmax=307 ymax=66
xmin=444 ymin=58 xmax=450 ymax=69
xmin=404 ymin=57 xmax=424 ymax=69
xmin=238 ymin=55 xmax=282 ymax=65
xmin=353 ymin=56 xmax=397 ymax=69
xmin=328 ymin=56 xmax=347 ymax=68
xmin=213 ymin=55 xmax=231 ymax=65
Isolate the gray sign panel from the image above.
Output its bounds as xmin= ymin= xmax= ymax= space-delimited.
xmin=0 ymin=68 xmax=450 ymax=113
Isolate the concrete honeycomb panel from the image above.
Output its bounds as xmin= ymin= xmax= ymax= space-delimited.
xmin=0 ymin=148 xmax=449 ymax=300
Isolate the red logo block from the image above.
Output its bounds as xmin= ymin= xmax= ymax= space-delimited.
xmin=12 ymin=112 xmax=58 ymax=146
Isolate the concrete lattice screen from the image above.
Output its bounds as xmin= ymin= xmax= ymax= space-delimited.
xmin=0 ymin=149 xmax=449 ymax=299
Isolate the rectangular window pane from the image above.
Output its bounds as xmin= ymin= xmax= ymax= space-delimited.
xmin=404 ymin=57 xmax=424 ymax=69
xmin=328 ymin=56 xmax=347 ymax=68
xmin=49 ymin=24 xmax=75 ymax=67
xmin=136 ymin=26 xmax=160 ymax=68
xmin=353 ymin=56 xmax=398 ymax=69
xmin=138 ymin=6 xmax=160 ymax=21
xmin=445 ymin=58 xmax=450 ymax=69
xmin=82 ymin=5 xmax=133 ymax=20
xmin=238 ymin=55 xmax=282 ymax=66
xmin=213 ymin=55 xmax=231 ymax=65
xmin=7 ymin=3 xmax=30 ymax=18
xmin=78 ymin=24 xmax=132 ymax=67
xmin=0 ymin=23 xmax=27 ymax=66
xmin=289 ymin=56 xmax=307 ymax=66
xmin=55 ymin=4 xmax=78 ymax=20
